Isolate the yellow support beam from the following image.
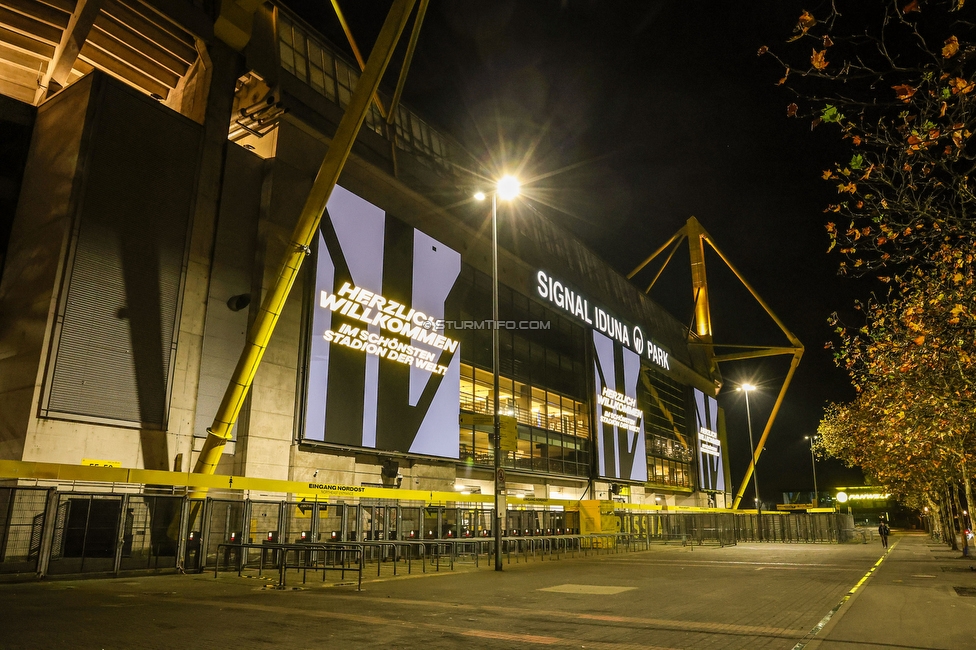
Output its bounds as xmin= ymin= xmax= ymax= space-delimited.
xmin=387 ymin=0 xmax=428 ymax=123
xmin=627 ymin=216 xmax=805 ymax=511
xmin=194 ymin=0 xmax=418 ymax=479
xmin=686 ymin=217 xmax=713 ymax=343
xmin=730 ymin=349 xmax=802 ymax=510
xmin=331 ymin=0 xmax=389 ymax=119
xmin=0 ymin=460 xmax=495 ymax=506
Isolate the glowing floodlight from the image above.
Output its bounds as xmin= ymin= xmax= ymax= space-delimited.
xmin=496 ymin=175 xmax=520 ymax=200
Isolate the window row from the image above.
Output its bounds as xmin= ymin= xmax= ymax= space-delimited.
xmin=460 ymin=364 xmax=589 ymax=438
xmin=647 ymin=432 xmax=693 ymax=463
xmin=459 ymin=424 xmax=591 ymax=478
xmin=647 ymin=457 xmax=693 ymax=489
xmin=277 ymin=14 xmax=452 ymax=170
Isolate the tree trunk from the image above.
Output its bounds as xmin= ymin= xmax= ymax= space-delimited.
xmin=952 ymin=482 xmax=967 ymax=552
xmin=962 ymin=458 xmax=974 ymax=553
xmin=945 ymin=484 xmax=959 ymax=550
xmin=927 ymin=496 xmax=943 ymax=540
xmin=941 ymin=491 xmax=955 ymax=547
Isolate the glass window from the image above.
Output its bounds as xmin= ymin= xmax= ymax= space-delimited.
xmin=473 ymin=366 xmax=492 ymax=414
xmin=459 ymin=426 xmax=474 ymax=464
xmin=516 ymin=433 xmax=533 ymax=471
xmin=278 ymin=18 xmax=293 ymax=44
xmin=308 ymin=40 xmax=322 ymax=65
xmin=530 ymin=387 xmax=546 ymax=428
xmin=473 ymin=428 xmax=492 ymax=466
xmin=321 ymin=51 xmax=337 ymax=101
xmin=545 ymin=391 xmax=560 ymax=432
xmin=513 ymin=380 xmax=530 ymax=425
xmin=532 ymin=428 xmax=548 ymax=472
xmin=282 ymin=46 xmax=296 ymax=74
xmin=458 ymin=353 xmax=590 ymax=478
xmin=309 ymin=65 xmax=325 ymax=93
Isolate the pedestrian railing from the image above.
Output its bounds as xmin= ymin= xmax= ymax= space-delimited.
xmin=0 ymin=486 xmax=855 ymax=580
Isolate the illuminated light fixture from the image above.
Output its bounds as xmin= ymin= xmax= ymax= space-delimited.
xmin=454 ymin=483 xmax=465 ymax=491
xmin=836 ymin=491 xmax=849 ymax=503
xmin=737 ymin=383 xmax=757 ymax=392
xmin=497 ymin=175 xmax=521 ymax=200
xmin=844 ymin=493 xmax=890 ymax=501
xmin=473 ymin=191 xmax=486 ymax=201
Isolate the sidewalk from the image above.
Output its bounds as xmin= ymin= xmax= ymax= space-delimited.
xmin=0 ymin=533 xmax=971 ymax=649
xmin=805 ymin=531 xmax=976 ymax=650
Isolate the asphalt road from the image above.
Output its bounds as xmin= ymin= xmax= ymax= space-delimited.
xmin=1 ymin=533 xmax=973 ymax=649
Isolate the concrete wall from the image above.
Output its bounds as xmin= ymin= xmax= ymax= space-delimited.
xmin=0 ymin=77 xmax=94 ymax=462
xmin=1 ymin=42 xmax=240 ymax=470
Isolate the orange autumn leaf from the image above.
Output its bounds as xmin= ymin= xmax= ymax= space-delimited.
xmin=914 ymin=335 xmax=925 ymax=345
xmin=942 ymin=35 xmax=959 ymax=59
xmin=949 ymin=77 xmax=975 ymax=95
xmin=892 ymin=84 xmax=916 ymax=102
xmin=787 ymin=103 xmax=799 ymax=117
xmin=798 ymin=10 xmax=817 ymax=32
xmin=811 ymin=49 xmax=828 ymax=70
xmin=903 ymin=0 xmax=919 ymax=11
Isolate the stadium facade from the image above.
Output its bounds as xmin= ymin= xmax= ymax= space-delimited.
xmin=0 ymin=1 xmax=730 ymax=512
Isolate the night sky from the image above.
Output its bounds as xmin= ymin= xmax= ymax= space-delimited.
xmin=289 ymin=0 xmax=869 ymax=500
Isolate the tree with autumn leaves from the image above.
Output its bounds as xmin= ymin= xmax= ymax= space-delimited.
xmin=823 ymin=245 xmax=976 ymax=544
xmin=761 ymin=0 xmax=975 ymax=546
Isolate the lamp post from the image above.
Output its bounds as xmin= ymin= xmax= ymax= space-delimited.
xmin=804 ymin=435 xmax=819 ymax=507
xmin=475 ymin=174 xmax=520 ymax=572
xmin=737 ymin=383 xmax=762 ymax=540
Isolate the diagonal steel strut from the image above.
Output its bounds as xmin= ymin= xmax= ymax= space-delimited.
xmin=628 ymin=217 xmax=804 ymax=511
xmin=193 ymin=0 xmax=419 ymax=477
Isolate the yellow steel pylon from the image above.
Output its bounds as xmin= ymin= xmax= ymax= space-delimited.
xmin=628 ymin=217 xmax=804 ymax=510
xmin=193 ymin=0 xmax=421 ymax=481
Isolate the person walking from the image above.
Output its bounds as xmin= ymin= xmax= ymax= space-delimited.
xmin=878 ymin=519 xmax=890 ymax=549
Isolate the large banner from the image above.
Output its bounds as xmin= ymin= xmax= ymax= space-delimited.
xmin=303 ymin=186 xmax=461 ymax=458
xmin=592 ymin=330 xmax=648 ymax=482
xmin=694 ymin=388 xmax=725 ymax=492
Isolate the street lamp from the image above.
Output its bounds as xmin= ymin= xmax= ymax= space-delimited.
xmin=474 ymin=174 xmax=520 ymax=572
xmin=737 ymin=383 xmax=762 ymax=540
xmin=804 ymin=435 xmax=819 ymax=507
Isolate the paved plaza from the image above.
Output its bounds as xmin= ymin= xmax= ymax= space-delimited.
xmin=1 ymin=532 xmax=974 ymax=649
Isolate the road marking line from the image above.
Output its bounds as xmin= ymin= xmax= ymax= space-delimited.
xmin=331 ymin=593 xmax=802 ymax=637
xmin=605 ymin=558 xmax=844 ymax=567
xmin=539 ymin=584 xmax=636 ymax=594
xmin=791 ymin=541 xmax=897 ymax=650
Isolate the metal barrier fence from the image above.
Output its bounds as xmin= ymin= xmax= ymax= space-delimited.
xmin=732 ymin=512 xmax=854 ymax=543
xmin=0 ymin=487 xmax=855 ymax=580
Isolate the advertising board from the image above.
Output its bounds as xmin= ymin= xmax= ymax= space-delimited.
xmin=693 ymin=388 xmax=725 ymax=492
xmin=303 ymin=186 xmax=461 ymax=458
xmin=592 ymin=330 xmax=648 ymax=482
